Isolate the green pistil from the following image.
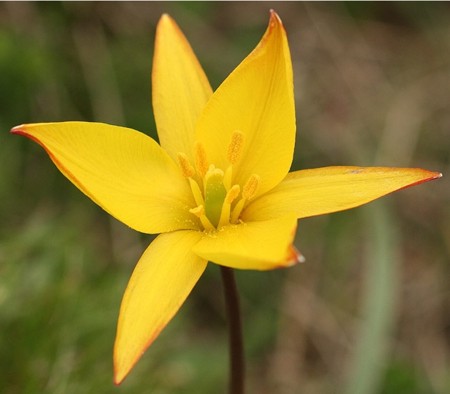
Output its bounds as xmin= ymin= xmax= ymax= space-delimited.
xmin=204 ymin=168 xmax=227 ymax=228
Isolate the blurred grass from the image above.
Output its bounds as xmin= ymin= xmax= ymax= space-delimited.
xmin=1 ymin=2 xmax=449 ymax=393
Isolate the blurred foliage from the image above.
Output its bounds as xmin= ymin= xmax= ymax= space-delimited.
xmin=0 ymin=2 xmax=449 ymax=394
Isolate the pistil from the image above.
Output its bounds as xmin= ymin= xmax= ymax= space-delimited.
xmin=204 ymin=165 xmax=227 ymax=227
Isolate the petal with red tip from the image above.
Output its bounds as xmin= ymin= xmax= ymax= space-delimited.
xmin=193 ymin=216 xmax=298 ymax=270
xmin=196 ymin=11 xmax=295 ymax=197
xmin=243 ymin=166 xmax=442 ymax=221
xmin=11 ymin=122 xmax=198 ymax=233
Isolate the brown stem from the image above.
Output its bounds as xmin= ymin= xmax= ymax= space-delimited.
xmin=220 ymin=266 xmax=245 ymax=394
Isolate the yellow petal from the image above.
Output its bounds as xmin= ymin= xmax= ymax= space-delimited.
xmin=243 ymin=166 xmax=442 ymax=221
xmin=11 ymin=122 xmax=199 ymax=233
xmin=196 ymin=11 xmax=295 ymax=196
xmin=192 ymin=216 xmax=299 ymax=270
xmin=114 ymin=230 xmax=206 ymax=385
xmin=153 ymin=14 xmax=213 ymax=161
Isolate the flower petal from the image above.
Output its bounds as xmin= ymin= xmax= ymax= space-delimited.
xmin=192 ymin=216 xmax=298 ymax=270
xmin=11 ymin=122 xmax=199 ymax=233
xmin=243 ymin=166 xmax=442 ymax=221
xmin=114 ymin=230 xmax=206 ymax=385
xmin=196 ymin=11 xmax=295 ymax=196
xmin=153 ymin=14 xmax=213 ymax=161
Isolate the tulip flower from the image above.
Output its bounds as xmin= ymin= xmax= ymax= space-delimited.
xmin=11 ymin=10 xmax=441 ymax=389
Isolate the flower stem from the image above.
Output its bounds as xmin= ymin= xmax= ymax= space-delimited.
xmin=220 ymin=266 xmax=245 ymax=394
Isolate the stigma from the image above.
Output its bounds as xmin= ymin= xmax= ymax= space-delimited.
xmin=177 ymin=131 xmax=260 ymax=231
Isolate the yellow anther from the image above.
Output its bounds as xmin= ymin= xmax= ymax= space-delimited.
xmin=230 ymin=175 xmax=260 ymax=223
xmin=227 ymin=130 xmax=245 ymax=165
xmin=177 ymin=152 xmax=195 ymax=178
xmin=225 ymin=184 xmax=240 ymax=204
xmin=194 ymin=142 xmax=208 ymax=177
xmin=189 ymin=205 xmax=204 ymax=217
xmin=242 ymin=174 xmax=260 ymax=200
xmin=218 ymin=185 xmax=241 ymax=228
xmin=189 ymin=205 xmax=215 ymax=231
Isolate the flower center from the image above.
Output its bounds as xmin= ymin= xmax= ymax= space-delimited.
xmin=177 ymin=131 xmax=260 ymax=231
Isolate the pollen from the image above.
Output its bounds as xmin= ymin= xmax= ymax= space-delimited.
xmin=177 ymin=152 xmax=195 ymax=178
xmin=225 ymin=184 xmax=240 ymax=204
xmin=194 ymin=142 xmax=208 ymax=177
xmin=242 ymin=174 xmax=260 ymax=200
xmin=227 ymin=130 xmax=245 ymax=165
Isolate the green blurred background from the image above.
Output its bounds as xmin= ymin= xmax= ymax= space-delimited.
xmin=0 ymin=2 xmax=448 ymax=393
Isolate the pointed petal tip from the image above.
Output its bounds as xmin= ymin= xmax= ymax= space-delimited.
xmin=269 ymin=9 xmax=281 ymax=22
xmin=159 ymin=13 xmax=172 ymax=24
xmin=113 ymin=373 xmax=123 ymax=386
xmin=113 ymin=328 xmax=160 ymax=387
xmin=268 ymin=9 xmax=283 ymax=30
xmin=404 ymin=168 xmax=442 ymax=189
xmin=112 ymin=329 xmax=158 ymax=387
xmin=157 ymin=13 xmax=175 ymax=32
xmin=284 ymin=245 xmax=305 ymax=268
xmin=10 ymin=124 xmax=40 ymax=143
xmin=113 ymin=358 xmax=136 ymax=386
xmin=10 ymin=124 xmax=26 ymax=134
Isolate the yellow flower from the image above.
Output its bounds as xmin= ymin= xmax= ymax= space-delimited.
xmin=11 ymin=11 xmax=441 ymax=384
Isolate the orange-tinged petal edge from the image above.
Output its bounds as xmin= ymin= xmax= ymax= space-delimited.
xmin=195 ymin=10 xmax=295 ymax=197
xmin=114 ymin=230 xmax=206 ymax=384
xmin=193 ymin=216 xmax=299 ymax=270
xmin=243 ymin=166 xmax=442 ymax=221
xmin=11 ymin=122 xmax=199 ymax=233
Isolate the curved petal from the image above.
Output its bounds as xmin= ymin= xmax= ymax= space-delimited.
xmin=192 ymin=216 xmax=299 ymax=271
xmin=114 ymin=230 xmax=206 ymax=385
xmin=243 ymin=166 xmax=442 ymax=221
xmin=196 ymin=11 xmax=295 ymax=196
xmin=11 ymin=122 xmax=199 ymax=233
xmin=153 ymin=14 xmax=213 ymax=161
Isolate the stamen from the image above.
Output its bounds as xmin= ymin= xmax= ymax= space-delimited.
xmin=189 ymin=205 xmax=215 ymax=231
xmin=242 ymin=174 xmax=260 ymax=200
xmin=227 ymin=130 xmax=245 ymax=165
xmin=218 ymin=185 xmax=240 ymax=228
xmin=223 ymin=166 xmax=233 ymax=190
xmin=230 ymin=174 xmax=261 ymax=223
xmin=177 ymin=152 xmax=195 ymax=178
xmin=189 ymin=178 xmax=204 ymax=206
xmin=194 ymin=142 xmax=208 ymax=177
xmin=225 ymin=184 xmax=241 ymax=204
xmin=182 ymin=136 xmax=258 ymax=231
xmin=189 ymin=205 xmax=204 ymax=216
xmin=230 ymin=199 xmax=245 ymax=224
